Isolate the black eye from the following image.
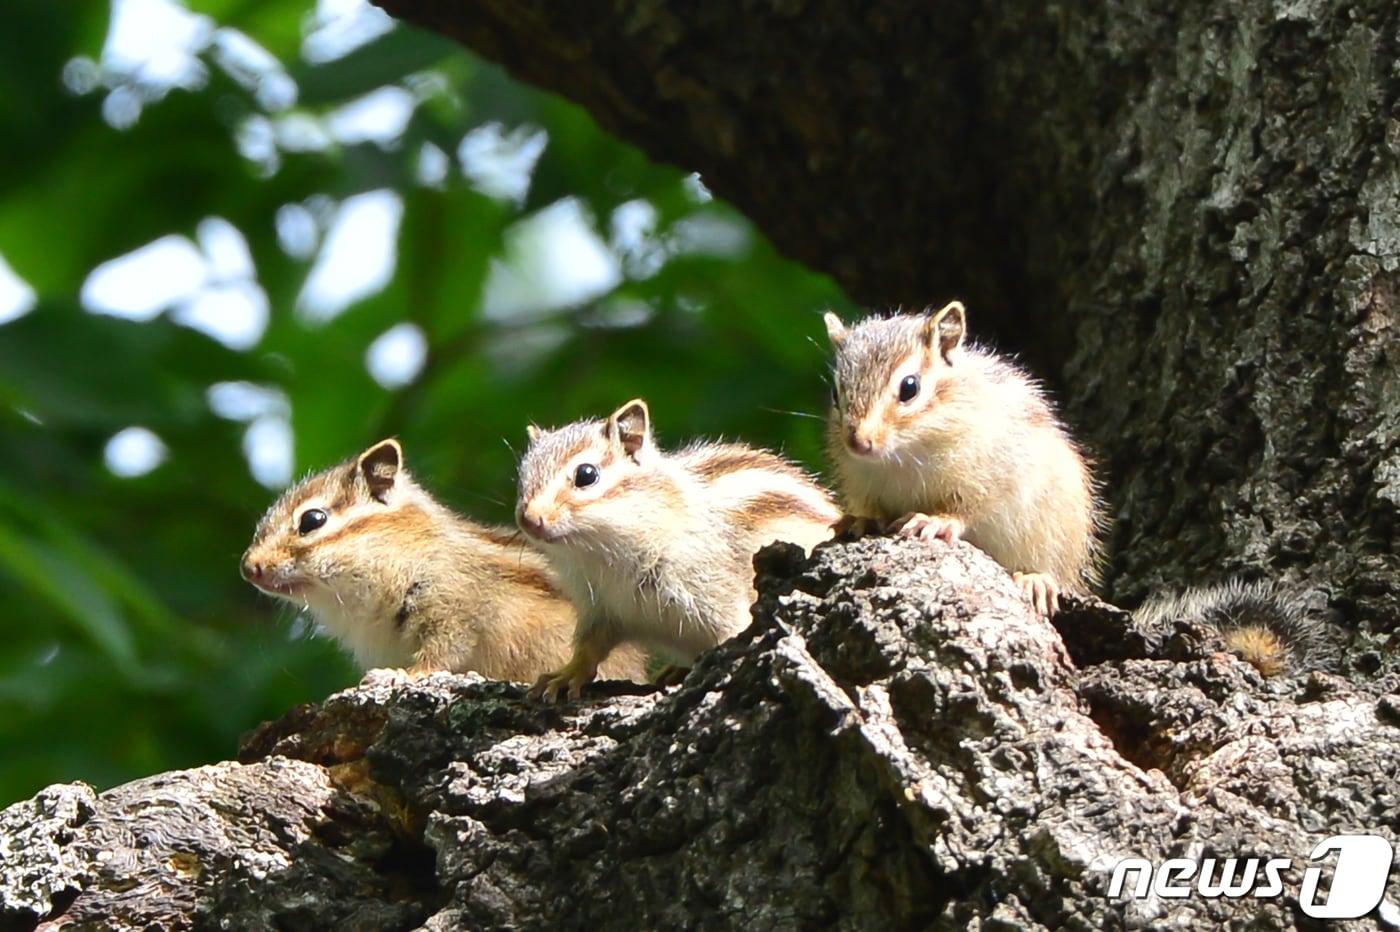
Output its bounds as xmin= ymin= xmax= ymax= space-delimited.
xmin=898 ymin=374 xmax=920 ymax=403
xmin=297 ymin=508 xmax=328 ymax=535
xmin=830 ymin=382 xmax=840 ymax=407
xmin=574 ymin=463 xmax=600 ymax=488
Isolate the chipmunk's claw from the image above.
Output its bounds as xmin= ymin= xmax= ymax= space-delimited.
xmin=363 ymin=667 xmax=417 ymax=688
xmin=405 ymin=662 xmax=445 ymax=680
xmin=889 ymin=512 xmax=965 ymax=543
xmin=528 ymin=655 xmax=598 ymax=703
xmin=1014 ymin=571 xmax=1060 ymax=617
xmin=832 ymin=514 xmax=884 ymax=541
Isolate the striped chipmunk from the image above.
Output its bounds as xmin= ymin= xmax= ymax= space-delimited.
xmin=824 ymin=301 xmax=1104 ymax=616
xmin=241 ymin=438 xmax=648 ymax=683
xmin=516 ymin=399 xmax=842 ymax=701
xmin=822 ymin=303 xmax=1337 ymax=676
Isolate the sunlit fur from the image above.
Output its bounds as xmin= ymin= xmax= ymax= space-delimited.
xmin=1135 ymin=579 xmax=1339 ymax=677
xmin=241 ymin=440 xmax=647 ymax=682
xmin=516 ymin=403 xmax=840 ymax=671
xmin=825 ymin=307 xmax=1105 ymax=592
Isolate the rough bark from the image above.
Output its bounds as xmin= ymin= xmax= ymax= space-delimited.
xmin=4 ymin=540 xmax=1398 ymax=929
xmin=369 ymin=0 xmax=1400 ymax=642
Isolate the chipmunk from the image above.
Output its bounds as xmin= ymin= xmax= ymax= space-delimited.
xmin=1134 ymin=580 xmax=1339 ymax=677
xmin=240 ymin=438 xmax=648 ymax=683
xmin=823 ymin=301 xmax=1104 ymax=615
xmin=823 ymin=303 xmax=1339 ymax=676
xmin=516 ymin=399 xmax=841 ymax=701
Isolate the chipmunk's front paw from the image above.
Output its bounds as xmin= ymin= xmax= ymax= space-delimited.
xmin=832 ymin=514 xmax=884 ymax=540
xmin=889 ymin=512 xmax=965 ymax=543
xmin=1014 ymin=571 xmax=1060 ymax=617
xmin=528 ymin=656 xmax=599 ymax=703
xmin=652 ymin=664 xmax=691 ymax=688
xmin=363 ymin=667 xmax=424 ymax=688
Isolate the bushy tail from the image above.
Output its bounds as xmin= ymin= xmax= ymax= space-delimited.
xmin=1134 ymin=579 xmax=1339 ymax=677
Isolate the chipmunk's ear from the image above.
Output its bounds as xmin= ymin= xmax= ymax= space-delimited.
xmin=526 ymin=424 xmax=541 ymax=444
xmin=358 ymin=438 xmax=402 ymax=503
xmin=607 ymin=398 xmax=652 ymax=461
xmin=822 ymin=311 xmax=848 ymax=347
xmin=923 ymin=300 xmax=966 ymax=363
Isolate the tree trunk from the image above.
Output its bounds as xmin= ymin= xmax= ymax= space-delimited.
xmin=6 ymin=540 xmax=1397 ymax=929
xmin=370 ymin=0 xmax=1400 ymax=634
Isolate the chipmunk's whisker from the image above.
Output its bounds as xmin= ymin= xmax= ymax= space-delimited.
xmin=761 ymin=406 xmax=823 ymax=421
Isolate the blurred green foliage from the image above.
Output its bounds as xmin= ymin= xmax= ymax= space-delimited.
xmin=0 ymin=0 xmax=849 ymax=805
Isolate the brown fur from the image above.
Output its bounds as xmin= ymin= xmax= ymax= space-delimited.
xmin=242 ymin=440 xmax=648 ymax=684
xmin=735 ymin=489 xmax=838 ymax=528
xmin=689 ymin=447 xmax=787 ymax=483
xmin=304 ymin=504 xmax=434 ymax=551
xmin=825 ymin=305 xmax=1105 ymax=594
xmin=1135 ymin=580 xmax=1339 ymax=677
xmin=1223 ymin=626 xmax=1286 ymax=678
xmin=492 ymin=559 xmax=561 ymax=598
xmin=474 ymin=525 xmax=526 ymax=549
xmin=516 ymin=401 xmax=841 ymax=699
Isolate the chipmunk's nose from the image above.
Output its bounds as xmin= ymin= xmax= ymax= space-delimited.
xmin=240 ymin=554 xmax=262 ymax=583
xmin=517 ymin=506 xmax=549 ymax=540
xmin=846 ymin=427 xmax=874 ymax=456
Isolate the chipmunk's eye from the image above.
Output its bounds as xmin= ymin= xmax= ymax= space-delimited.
xmin=830 ymin=382 xmax=840 ymax=408
xmin=297 ymin=508 xmax=328 ymax=535
xmin=898 ymin=374 xmax=920 ymax=403
xmin=574 ymin=463 xmax=600 ymax=488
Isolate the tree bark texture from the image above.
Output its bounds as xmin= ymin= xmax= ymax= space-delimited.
xmin=4 ymin=540 xmax=1399 ymax=928
xmin=368 ymin=0 xmax=1400 ymax=641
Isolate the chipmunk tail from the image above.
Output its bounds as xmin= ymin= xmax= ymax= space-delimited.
xmin=1135 ymin=579 xmax=1338 ymax=677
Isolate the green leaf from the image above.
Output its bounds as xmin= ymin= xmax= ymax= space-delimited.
xmin=0 ymin=525 xmax=137 ymax=672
